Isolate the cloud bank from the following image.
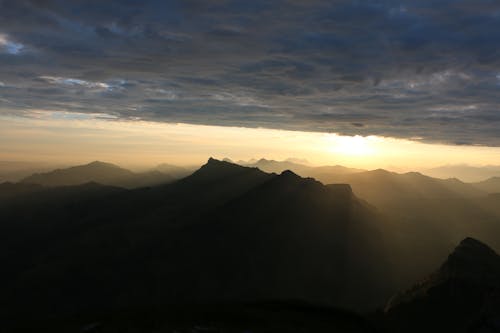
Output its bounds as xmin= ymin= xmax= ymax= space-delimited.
xmin=1 ymin=0 xmax=500 ymax=145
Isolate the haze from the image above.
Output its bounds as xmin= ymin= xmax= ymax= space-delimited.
xmin=2 ymin=112 xmax=500 ymax=175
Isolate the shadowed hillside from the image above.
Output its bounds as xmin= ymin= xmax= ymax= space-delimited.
xmin=382 ymin=238 xmax=500 ymax=333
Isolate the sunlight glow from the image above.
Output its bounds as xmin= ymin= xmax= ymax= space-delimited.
xmin=330 ymin=135 xmax=376 ymax=156
xmin=1 ymin=110 xmax=500 ymax=171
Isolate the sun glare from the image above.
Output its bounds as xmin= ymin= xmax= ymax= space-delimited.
xmin=330 ymin=135 xmax=376 ymax=156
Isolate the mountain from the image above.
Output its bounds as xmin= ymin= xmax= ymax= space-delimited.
xmin=190 ymin=169 xmax=389 ymax=310
xmin=0 ymin=158 xmax=391 ymax=331
xmin=4 ymin=158 xmax=500 ymax=332
xmin=423 ymin=164 xmax=500 ymax=182
xmin=20 ymin=161 xmax=178 ymax=188
xmin=382 ymin=237 xmax=500 ymax=333
xmin=472 ymin=176 xmax=500 ymax=194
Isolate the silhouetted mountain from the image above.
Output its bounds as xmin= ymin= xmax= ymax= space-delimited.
xmin=4 ymin=158 xmax=500 ymax=332
xmin=383 ymin=237 xmax=500 ymax=332
xmin=472 ymin=176 xmax=500 ymax=194
xmin=0 ymin=158 xmax=390 ymax=331
xmin=21 ymin=161 xmax=178 ymax=188
xmin=158 ymin=157 xmax=275 ymax=209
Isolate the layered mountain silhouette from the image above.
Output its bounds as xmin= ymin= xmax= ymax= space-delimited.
xmin=383 ymin=237 xmax=500 ymax=332
xmin=2 ymin=158 xmax=500 ymax=332
xmin=1 ymin=158 xmax=391 ymax=332
xmin=236 ymin=159 xmax=485 ymax=206
xmin=20 ymin=161 xmax=182 ymax=188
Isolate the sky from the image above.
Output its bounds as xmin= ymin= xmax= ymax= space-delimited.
xmin=1 ymin=0 xmax=500 ymax=169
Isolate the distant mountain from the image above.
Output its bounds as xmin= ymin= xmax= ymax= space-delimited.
xmin=21 ymin=161 xmax=133 ymax=186
xmin=242 ymin=158 xmax=311 ymax=173
xmin=21 ymin=161 xmax=179 ymax=188
xmin=383 ymin=237 xmax=500 ymax=333
xmin=328 ymin=169 xmax=485 ymax=207
xmin=472 ymin=176 xmax=500 ymax=194
xmin=239 ymin=160 xmax=485 ymax=201
xmin=240 ymin=158 xmax=365 ymax=184
xmin=155 ymin=163 xmax=193 ymax=178
xmin=423 ymin=164 xmax=500 ymax=182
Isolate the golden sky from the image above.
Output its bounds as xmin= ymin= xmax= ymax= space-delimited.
xmin=1 ymin=111 xmax=500 ymax=171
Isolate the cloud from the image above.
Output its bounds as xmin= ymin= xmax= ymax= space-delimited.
xmin=0 ymin=33 xmax=23 ymax=54
xmin=39 ymin=76 xmax=110 ymax=90
xmin=0 ymin=0 xmax=500 ymax=145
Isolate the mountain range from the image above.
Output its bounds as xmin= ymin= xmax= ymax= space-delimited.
xmin=2 ymin=158 xmax=500 ymax=332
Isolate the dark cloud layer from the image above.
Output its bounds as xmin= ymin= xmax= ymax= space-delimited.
xmin=1 ymin=0 xmax=500 ymax=145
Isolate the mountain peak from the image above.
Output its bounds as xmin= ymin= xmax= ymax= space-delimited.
xmin=204 ymin=157 xmax=238 ymax=168
xmin=431 ymin=238 xmax=500 ymax=285
xmin=207 ymin=157 xmax=218 ymax=163
xmin=186 ymin=157 xmax=268 ymax=184
xmin=280 ymin=169 xmax=300 ymax=178
xmin=459 ymin=236 xmax=491 ymax=248
xmin=86 ymin=160 xmax=118 ymax=168
xmin=446 ymin=237 xmax=500 ymax=269
xmin=386 ymin=237 xmax=500 ymax=313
